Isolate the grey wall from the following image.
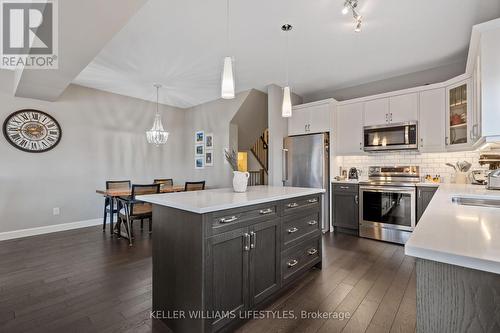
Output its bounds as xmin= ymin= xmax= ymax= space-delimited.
xmin=230 ymin=89 xmax=268 ymax=151
xmin=182 ymin=90 xmax=251 ymax=188
xmin=267 ymin=84 xmax=302 ymax=186
xmin=0 ymin=71 xmax=185 ymax=233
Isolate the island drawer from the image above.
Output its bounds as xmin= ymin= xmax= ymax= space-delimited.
xmin=208 ymin=202 xmax=279 ymax=236
xmin=282 ymin=212 xmax=321 ymax=248
xmin=282 ymin=195 xmax=321 ymax=215
xmin=281 ymin=237 xmax=321 ymax=283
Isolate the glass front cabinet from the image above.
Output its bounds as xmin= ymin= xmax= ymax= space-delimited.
xmin=445 ymin=79 xmax=473 ymax=149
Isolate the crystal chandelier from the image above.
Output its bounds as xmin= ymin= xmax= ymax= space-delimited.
xmin=146 ymin=84 xmax=169 ymax=146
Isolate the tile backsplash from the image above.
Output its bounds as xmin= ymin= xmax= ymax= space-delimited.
xmin=336 ymin=151 xmax=487 ymax=183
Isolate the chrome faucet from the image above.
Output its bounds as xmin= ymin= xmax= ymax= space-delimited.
xmin=487 ymin=169 xmax=500 ymax=190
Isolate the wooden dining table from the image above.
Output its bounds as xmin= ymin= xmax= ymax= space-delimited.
xmin=96 ymin=184 xmax=185 ymax=236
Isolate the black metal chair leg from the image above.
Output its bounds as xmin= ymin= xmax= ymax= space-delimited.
xmin=117 ymin=217 xmax=121 ymax=238
xmin=140 ymin=219 xmax=143 ymax=230
xmin=149 ymin=219 xmax=152 ymax=234
xmin=103 ymin=198 xmax=108 ymax=231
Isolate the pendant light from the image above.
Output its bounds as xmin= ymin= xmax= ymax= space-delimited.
xmin=281 ymin=24 xmax=293 ymax=118
xmin=146 ymin=84 xmax=169 ymax=146
xmin=221 ymin=0 xmax=235 ymax=99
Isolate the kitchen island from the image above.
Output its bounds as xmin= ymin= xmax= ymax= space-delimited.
xmin=405 ymin=184 xmax=500 ymax=333
xmin=138 ymin=186 xmax=325 ymax=333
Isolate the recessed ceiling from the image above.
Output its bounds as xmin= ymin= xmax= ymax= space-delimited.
xmin=73 ymin=0 xmax=500 ymax=108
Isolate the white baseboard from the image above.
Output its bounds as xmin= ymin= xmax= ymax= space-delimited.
xmin=0 ymin=218 xmax=104 ymax=241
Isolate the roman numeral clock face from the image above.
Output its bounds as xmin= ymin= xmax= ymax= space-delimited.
xmin=3 ymin=110 xmax=62 ymax=153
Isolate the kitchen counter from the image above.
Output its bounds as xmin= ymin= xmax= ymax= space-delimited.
xmin=138 ymin=185 xmax=325 ymax=214
xmin=405 ymin=184 xmax=500 ymax=274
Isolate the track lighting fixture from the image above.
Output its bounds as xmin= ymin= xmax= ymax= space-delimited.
xmin=342 ymin=0 xmax=364 ymax=32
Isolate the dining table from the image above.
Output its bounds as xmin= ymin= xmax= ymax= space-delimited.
xmin=96 ymin=184 xmax=185 ymax=236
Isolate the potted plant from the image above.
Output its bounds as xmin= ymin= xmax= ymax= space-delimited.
xmin=224 ymin=149 xmax=250 ymax=192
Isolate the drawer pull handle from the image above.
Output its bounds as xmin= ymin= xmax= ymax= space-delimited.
xmin=219 ymin=216 xmax=238 ymax=223
xmin=259 ymin=208 xmax=273 ymax=215
xmin=287 ymin=202 xmax=299 ymax=208
xmin=287 ymin=227 xmax=299 ymax=234
xmin=308 ymin=220 xmax=318 ymax=226
xmin=340 ymin=186 xmax=349 ymax=189
xmin=307 ymin=198 xmax=318 ymax=203
xmin=307 ymin=248 xmax=318 ymax=255
xmin=287 ymin=259 xmax=299 ymax=267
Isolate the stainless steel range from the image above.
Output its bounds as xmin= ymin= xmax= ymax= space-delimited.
xmin=359 ymin=166 xmax=419 ymax=244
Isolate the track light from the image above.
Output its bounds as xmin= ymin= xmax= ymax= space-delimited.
xmin=342 ymin=0 xmax=364 ymax=32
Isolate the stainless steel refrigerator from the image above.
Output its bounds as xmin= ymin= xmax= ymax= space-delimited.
xmin=283 ymin=133 xmax=330 ymax=232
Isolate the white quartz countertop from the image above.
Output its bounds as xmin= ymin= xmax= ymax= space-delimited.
xmin=137 ymin=186 xmax=325 ymax=214
xmin=405 ymin=184 xmax=500 ymax=274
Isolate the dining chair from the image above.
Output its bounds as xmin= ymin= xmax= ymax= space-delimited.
xmin=185 ymin=181 xmax=206 ymax=192
xmin=103 ymin=180 xmax=131 ymax=233
xmin=117 ymin=184 xmax=160 ymax=246
xmin=154 ymin=178 xmax=173 ymax=187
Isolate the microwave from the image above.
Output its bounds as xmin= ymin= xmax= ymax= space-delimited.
xmin=363 ymin=122 xmax=418 ymax=152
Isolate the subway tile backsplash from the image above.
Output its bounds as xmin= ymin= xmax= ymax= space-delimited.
xmin=336 ymin=150 xmax=486 ymax=183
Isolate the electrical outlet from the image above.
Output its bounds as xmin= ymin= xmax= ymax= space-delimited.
xmin=53 ymin=207 xmax=60 ymax=216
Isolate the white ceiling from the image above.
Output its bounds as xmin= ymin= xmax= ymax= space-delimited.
xmin=73 ymin=0 xmax=500 ymax=108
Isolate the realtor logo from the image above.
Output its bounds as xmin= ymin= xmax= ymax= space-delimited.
xmin=1 ymin=0 xmax=58 ymax=69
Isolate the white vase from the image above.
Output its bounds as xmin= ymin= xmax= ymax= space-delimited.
xmin=454 ymin=172 xmax=468 ymax=184
xmin=233 ymin=171 xmax=250 ymax=193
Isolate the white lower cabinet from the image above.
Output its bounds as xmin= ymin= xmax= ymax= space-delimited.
xmin=419 ymin=89 xmax=446 ymax=152
xmin=336 ymin=103 xmax=364 ymax=155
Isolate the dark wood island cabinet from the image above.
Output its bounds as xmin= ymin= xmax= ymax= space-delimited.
xmin=139 ymin=186 xmax=324 ymax=333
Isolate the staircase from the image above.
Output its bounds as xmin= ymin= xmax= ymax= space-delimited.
xmin=249 ymin=129 xmax=268 ymax=186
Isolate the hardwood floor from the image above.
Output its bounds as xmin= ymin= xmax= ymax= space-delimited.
xmin=0 ymin=226 xmax=415 ymax=333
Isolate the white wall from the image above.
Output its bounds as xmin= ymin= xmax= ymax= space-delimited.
xmin=0 ymin=71 xmax=185 ymax=234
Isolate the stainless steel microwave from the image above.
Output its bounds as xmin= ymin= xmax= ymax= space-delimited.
xmin=363 ymin=122 xmax=418 ymax=152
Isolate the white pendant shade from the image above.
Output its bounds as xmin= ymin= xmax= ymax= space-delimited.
xmin=146 ymin=84 xmax=169 ymax=146
xmin=282 ymin=86 xmax=292 ymax=118
xmin=221 ymin=56 xmax=235 ymax=99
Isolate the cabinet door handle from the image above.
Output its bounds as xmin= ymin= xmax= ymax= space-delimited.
xmin=259 ymin=208 xmax=273 ymax=215
xmin=287 ymin=259 xmax=299 ymax=267
xmin=445 ymin=136 xmax=449 ymax=145
xmin=418 ymin=189 xmax=421 ymax=199
xmin=305 ymin=124 xmax=307 ymax=132
xmin=243 ymin=233 xmax=250 ymax=251
xmin=287 ymin=202 xmax=299 ymax=208
xmin=307 ymin=198 xmax=318 ymax=203
xmin=307 ymin=248 xmax=318 ymax=255
xmin=308 ymin=220 xmax=318 ymax=226
xmin=355 ymin=194 xmax=359 ymax=204
xmin=420 ymin=138 xmax=424 ymax=148
xmin=287 ymin=227 xmax=299 ymax=234
xmin=219 ymin=216 xmax=238 ymax=223
xmin=250 ymin=231 xmax=256 ymax=249
xmin=360 ymin=142 xmax=363 ymax=150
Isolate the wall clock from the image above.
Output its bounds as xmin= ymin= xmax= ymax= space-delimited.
xmin=2 ymin=109 xmax=62 ymax=153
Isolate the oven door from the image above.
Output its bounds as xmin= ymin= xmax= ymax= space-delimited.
xmin=359 ymin=185 xmax=416 ymax=232
xmin=363 ymin=122 xmax=418 ymax=151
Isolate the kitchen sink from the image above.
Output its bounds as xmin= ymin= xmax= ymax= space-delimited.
xmin=452 ymin=196 xmax=500 ymax=208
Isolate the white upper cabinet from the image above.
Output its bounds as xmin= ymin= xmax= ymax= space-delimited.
xmin=364 ymin=98 xmax=389 ymax=126
xmin=480 ymin=26 xmax=500 ymax=138
xmin=289 ymin=99 xmax=333 ymax=136
xmin=336 ymin=103 xmax=364 ymax=155
xmin=419 ymin=89 xmax=445 ymax=152
xmin=445 ymin=79 xmax=473 ymax=150
xmin=389 ymin=93 xmax=419 ymax=123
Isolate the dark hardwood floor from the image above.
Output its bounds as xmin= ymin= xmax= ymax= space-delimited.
xmin=0 ymin=226 xmax=416 ymax=333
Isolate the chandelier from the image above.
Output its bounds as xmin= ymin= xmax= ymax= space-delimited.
xmin=146 ymin=84 xmax=169 ymax=146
